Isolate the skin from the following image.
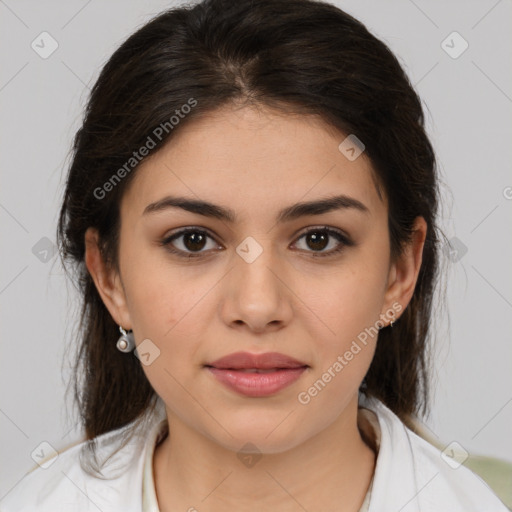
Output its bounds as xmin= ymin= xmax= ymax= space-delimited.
xmin=85 ymin=103 xmax=426 ymax=512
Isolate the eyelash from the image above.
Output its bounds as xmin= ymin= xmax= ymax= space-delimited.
xmin=159 ymin=226 xmax=354 ymax=259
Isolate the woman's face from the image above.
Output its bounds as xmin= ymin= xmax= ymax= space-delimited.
xmin=86 ymin=104 xmax=425 ymax=453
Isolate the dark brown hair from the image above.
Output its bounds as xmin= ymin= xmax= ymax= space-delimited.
xmin=56 ymin=0 xmax=447 ymax=474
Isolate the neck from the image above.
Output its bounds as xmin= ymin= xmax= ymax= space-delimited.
xmin=153 ymin=393 xmax=376 ymax=512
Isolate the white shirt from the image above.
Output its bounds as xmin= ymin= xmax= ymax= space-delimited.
xmin=0 ymin=394 xmax=508 ymax=512
xmin=139 ymin=410 xmax=375 ymax=512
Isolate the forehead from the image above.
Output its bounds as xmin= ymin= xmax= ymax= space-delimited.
xmin=121 ymin=104 xmax=386 ymax=223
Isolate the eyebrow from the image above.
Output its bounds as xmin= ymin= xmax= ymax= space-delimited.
xmin=142 ymin=194 xmax=370 ymax=223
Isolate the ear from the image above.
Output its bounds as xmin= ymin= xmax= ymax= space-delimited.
xmin=84 ymin=227 xmax=132 ymax=330
xmin=380 ymin=216 xmax=427 ymax=324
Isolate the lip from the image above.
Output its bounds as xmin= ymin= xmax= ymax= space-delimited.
xmin=206 ymin=351 xmax=307 ymax=370
xmin=205 ymin=351 xmax=309 ymax=397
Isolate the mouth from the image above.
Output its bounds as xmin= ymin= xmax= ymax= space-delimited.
xmin=203 ymin=352 xmax=309 ymax=397
xmin=204 ymin=366 xmax=308 ymax=397
xmin=205 ymin=351 xmax=308 ymax=371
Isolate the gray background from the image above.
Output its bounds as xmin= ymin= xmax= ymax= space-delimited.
xmin=1 ymin=0 xmax=511 ymax=498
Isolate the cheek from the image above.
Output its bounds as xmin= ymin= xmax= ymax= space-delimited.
xmin=290 ymin=244 xmax=389 ymax=391
xmin=294 ymin=271 xmax=383 ymax=412
xmin=121 ymin=240 xmax=208 ymax=331
xmin=123 ymin=261 xmax=212 ymax=403
xmin=299 ymin=261 xmax=388 ymax=346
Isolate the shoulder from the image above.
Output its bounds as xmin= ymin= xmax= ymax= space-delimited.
xmin=360 ymin=394 xmax=510 ymax=512
xmin=404 ymin=428 xmax=509 ymax=511
xmin=0 ymin=424 xmax=147 ymax=512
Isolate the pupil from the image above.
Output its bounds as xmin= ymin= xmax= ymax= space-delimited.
xmin=308 ymin=231 xmax=328 ymax=251
xmin=184 ymin=232 xmax=206 ymax=251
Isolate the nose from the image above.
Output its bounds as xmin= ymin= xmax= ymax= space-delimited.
xmin=220 ymin=240 xmax=294 ymax=334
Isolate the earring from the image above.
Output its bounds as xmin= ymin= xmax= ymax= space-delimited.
xmin=390 ymin=318 xmax=395 ymax=328
xmin=116 ymin=326 xmax=135 ymax=353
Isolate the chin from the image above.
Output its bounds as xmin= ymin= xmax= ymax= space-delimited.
xmin=205 ymin=420 xmax=308 ymax=456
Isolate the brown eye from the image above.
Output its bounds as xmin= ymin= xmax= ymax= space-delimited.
xmin=160 ymin=228 xmax=220 ymax=257
xmin=293 ymin=227 xmax=353 ymax=258
xmin=160 ymin=226 xmax=353 ymax=260
xmin=304 ymin=231 xmax=329 ymax=251
xmin=182 ymin=231 xmax=207 ymax=251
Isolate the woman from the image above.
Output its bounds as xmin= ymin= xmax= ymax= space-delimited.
xmin=1 ymin=0 xmax=508 ymax=510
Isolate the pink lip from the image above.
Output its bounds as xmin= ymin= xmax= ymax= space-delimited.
xmin=207 ymin=351 xmax=307 ymax=370
xmin=206 ymin=367 xmax=307 ymax=397
xmin=205 ymin=351 xmax=308 ymax=397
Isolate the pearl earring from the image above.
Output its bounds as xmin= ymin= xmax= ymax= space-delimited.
xmin=116 ymin=326 xmax=135 ymax=353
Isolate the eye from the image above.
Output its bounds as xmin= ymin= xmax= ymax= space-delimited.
xmin=159 ymin=228 xmax=221 ymax=258
xmin=159 ymin=226 xmax=354 ymax=259
xmin=292 ymin=227 xmax=353 ymax=258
